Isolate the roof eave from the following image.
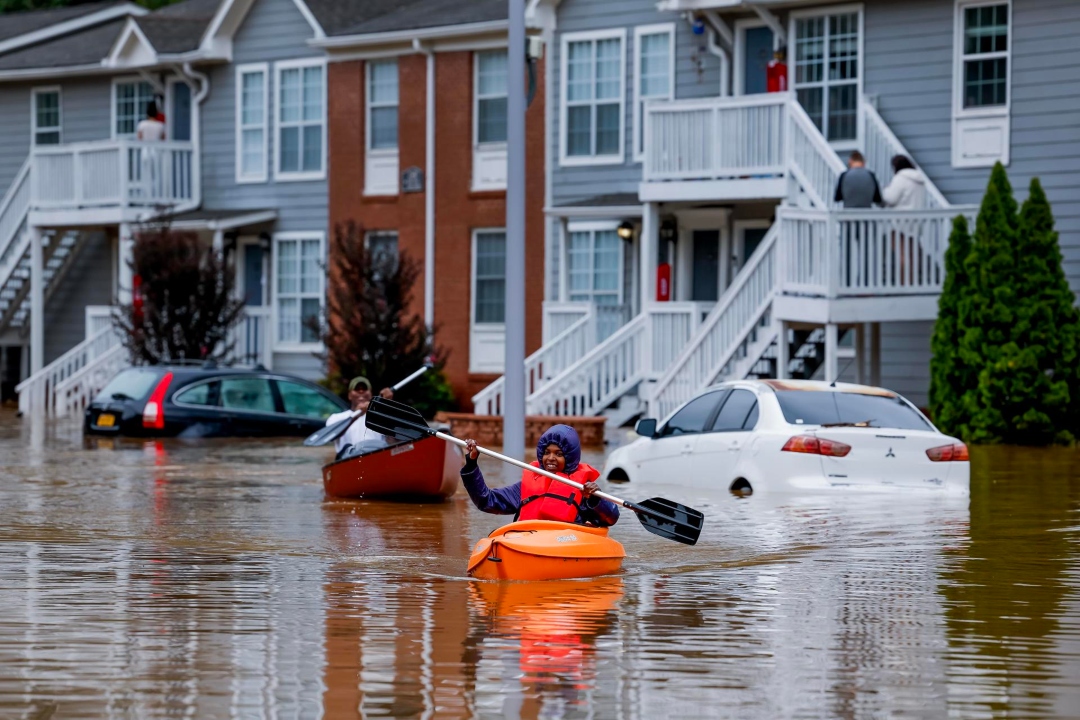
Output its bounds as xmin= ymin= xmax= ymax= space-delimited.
xmin=312 ymin=19 xmax=510 ymax=50
xmin=0 ymin=2 xmax=147 ymax=56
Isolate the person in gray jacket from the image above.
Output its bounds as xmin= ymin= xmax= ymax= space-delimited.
xmin=834 ymin=151 xmax=882 ymax=208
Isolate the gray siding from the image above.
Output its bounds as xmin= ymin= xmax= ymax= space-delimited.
xmin=551 ymin=0 xmax=721 ymax=205
xmin=199 ymin=0 xmax=328 ymax=234
xmin=44 ymin=231 xmax=112 ymax=364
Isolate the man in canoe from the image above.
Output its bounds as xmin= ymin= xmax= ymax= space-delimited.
xmin=461 ymin=425 xmax=620 ymax=527
xmin=325 ymin=376 xmax=395 ymax=459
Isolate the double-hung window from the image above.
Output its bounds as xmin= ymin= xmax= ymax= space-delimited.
xmin=633 ymin=24 xmax=674 ymax=162
xmin=365 ymin=231 xmax=399 ymax=281
xmin=470 ymin=230 xmax=507 ymax=372
xmin=366 ymin=60 xmax=399 ymax=195
xmin=276 ymin=59 xmax=325 ymax=180
xmin=113 ymin=80 xmax=155 ymax=137
xmin=792 ymin=9 xmax=861 ymax=143
xmin=567 ymin=225 xmax=623 ymax=339
xmin=236 ymin=64 xmax=267 ymax=182
xmin=952 ymin=1 xmax=1011 ymax=167
xmin=32 ymin=88 xmax=61 ymax=145
xmin=275 ymin=234 xmax=324 ymax=346
xmin=561 ymin=29 xmax=626 ymax=165
xmin=474 ymin=51 xmax=508 ymax=190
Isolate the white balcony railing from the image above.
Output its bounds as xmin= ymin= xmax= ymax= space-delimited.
xmin=644 ymin=93 xmax=788 ymax=182
xmin=229 ymin=306 xmax=273 ymax=368
xmin=31 ymin=140 xmax=199 ymax=212
xmin=778 ymin=207 xmax=978 ymax=298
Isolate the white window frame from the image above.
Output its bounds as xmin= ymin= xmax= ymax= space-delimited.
xmin=235 ymin=62 xmax=269 ymax=184
xmin=365 ymin=58 xmax=400 ymax=196
xmin=272 ymin=231 xmax=326 ymax=352
xmin=788 ymin=4 xmax=864 ymax=150
xmin=470 ymin=228 xmax=508 ymax=373
xmin=632 ymin=23 xmax=675 ymax=163
xmin=951 ymin=0 xmax=1012 ymax=168
xmin=562 ymin=220 xmax=625 ymax=305
xmin=31 ymin=86 xmax=62 ymax=145
xmin=559 ymin=28 xmax=627 ymax=167
xmin=111 ymin=76 xmax=157 ymax=139
xmin=473 ymin=50 xmax=508 ymax=191
xmin=273 ymin=58 xmax=327 ymax=182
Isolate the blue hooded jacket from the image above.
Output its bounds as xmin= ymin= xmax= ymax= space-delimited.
xmin=459 ymin=425 xmax=620 ymax=527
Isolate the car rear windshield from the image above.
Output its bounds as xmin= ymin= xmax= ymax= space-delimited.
xmin=94 ymin=368 xmax=163 ymax=402
xmin=774 ymin=390 xmax=932 ymax=431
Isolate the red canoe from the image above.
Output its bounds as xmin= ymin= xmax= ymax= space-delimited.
xmin=322 ymin=436 xmax=461 ymax=501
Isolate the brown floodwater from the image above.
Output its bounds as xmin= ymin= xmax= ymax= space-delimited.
xmin=1 ymin=412 xmax=1079 ymax=719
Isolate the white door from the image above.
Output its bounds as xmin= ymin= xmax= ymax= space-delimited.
xmin=634 ymin=390 xmax=727 ymax=484
xmin=690 ymin=389 xmax=760 ymax=485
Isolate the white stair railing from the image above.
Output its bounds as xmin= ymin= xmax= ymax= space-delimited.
xmin=0 ymin=159 xmax=31 ymax=291
xmin=862 ymin=103 xmax=949 ymax=210
xmin=16 ymin=324 xmax=123 ymax=416
xmin=786 ymin=101 xmax=846 ymax=209
xmin=648 ymin=224 xmax=780 ymax=421
xmin=51 ymin=344 xmax=129 ymax=418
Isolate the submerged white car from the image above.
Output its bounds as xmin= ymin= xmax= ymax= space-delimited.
xmin=603 ymin=380 xmax=969 ymax=495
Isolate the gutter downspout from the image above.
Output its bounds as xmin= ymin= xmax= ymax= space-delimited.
xmin=413 ymin=38 xmax=435 ymax=329
xmin=699 ymin=11 xmax=731 ymax=97
xmin=182 ymin=61 xmax=210 ymax=210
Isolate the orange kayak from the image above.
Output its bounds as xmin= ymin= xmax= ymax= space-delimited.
xmin=467 ymin=520 xmax=625 ymax=581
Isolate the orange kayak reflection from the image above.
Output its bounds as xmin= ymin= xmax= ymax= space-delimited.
xmin=467 ymin=520 xmax=626 ymax=580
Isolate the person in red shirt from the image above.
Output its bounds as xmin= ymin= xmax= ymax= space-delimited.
xmin=767 ymin=46 xmax=788 ymax=93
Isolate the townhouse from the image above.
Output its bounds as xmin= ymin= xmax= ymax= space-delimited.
xmin=472 ymin=0 xmax=1080 ymax=424
xmin=0 ymin=0 xmax=547 ymax=414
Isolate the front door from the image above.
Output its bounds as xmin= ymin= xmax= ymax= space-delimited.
xmin=742 ymin=26 xmax=774 ymax=95
xmin=168 ymin=80 xmax=192 ymax=141
xmin=733 ymin=225 xmax=770 ymax=276
xmin=691 ymin=230 xmax=720 ymax=302
xmin=238 ymin=241 xmax=266 ymax=365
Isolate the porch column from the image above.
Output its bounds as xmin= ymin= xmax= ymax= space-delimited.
xmin=118 ymin=222 xmax=134 ymax=305
xmin=855 ymin=323 xmax=867 ymax=385
xmin=776 ymin=320 xmax=789 ymax=380
xmin=870 ymin=322 xmax=882 ymax=387
xmin=824 ymin=322 xmax=839 ymax=384
xmin=640 ymin=202 xmax=659 ymax=311
xmin=29 ymin=227 xmax=44 ymax=374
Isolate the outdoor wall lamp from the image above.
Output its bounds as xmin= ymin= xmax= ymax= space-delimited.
xmin=258 ymin=232 xmax=272 ymax=251
xmin=659 ymin=217 xmax=678 ymax=244
xmin=617 ymin=220 xmax=635 ymax=241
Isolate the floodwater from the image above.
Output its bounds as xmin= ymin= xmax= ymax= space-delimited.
xmin=1 ymin=413 xmax=1079 ymax=720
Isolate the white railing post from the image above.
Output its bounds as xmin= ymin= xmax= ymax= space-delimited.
xmin=826 ymin=213 xmax=839 ymax=299
xmin=118 ymin=140 xmax=130 ymax=207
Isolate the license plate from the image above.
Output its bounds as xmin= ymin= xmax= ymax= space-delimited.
xmin=96 ymin=413 xmax=116 ymax=428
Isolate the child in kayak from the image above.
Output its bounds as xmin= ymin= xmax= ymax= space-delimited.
xmin=461 ymin=424 xmax=619 ymax=527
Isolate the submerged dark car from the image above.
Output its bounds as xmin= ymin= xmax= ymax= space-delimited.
xmin=84 ymin=365 xmax=347 ymax=438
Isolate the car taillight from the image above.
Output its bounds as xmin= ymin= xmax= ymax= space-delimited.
xmin=781 ymin=435 xmax=851 ymax=457
xmin=926 ymin=442 xmax=969 ymax=462
xmin=142 ymin=372 xmax=174 ymax=429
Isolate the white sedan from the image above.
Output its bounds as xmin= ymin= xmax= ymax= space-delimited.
xmin=603 ymin=380 xmax=969 ymax=495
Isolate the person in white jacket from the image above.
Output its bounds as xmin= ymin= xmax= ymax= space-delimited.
xmin=881 ymin=155 xmax=927 ymax=209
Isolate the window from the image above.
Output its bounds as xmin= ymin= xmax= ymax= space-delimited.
xmin=773 ymin=391 xmax=933 ymax=431
xmin=792 ymin=9 xmax=860 ymax=142
xmin=473 ymin=231 xmax=506 ymax=324
xmin=114 ymin=80 xmax=155 ymax=137
xmin=710 ymin=390 xmax=758 ymax=432
xmin=236 ymin=64 xmax=268 ymax=183
xmin=567 ymin=227 xmax=621 ymax=305
xmin=275 ymin=234 xmax=324 ymax=346
xmin=659 ymin=391 xmax=725 ymax=437
xmin=94 ymin=368 xmax=161 ymax=402
xmin=633 ymin=24 xmax=673 ymax=161
xmin=561 ymin=29 xmax=626 ymax=164
xmin=368 ymin=60 xmax=399 ymax=151
xmin=476 ymin=51 xmax=508 ymax=144
xmin=32 ymin=88 xmax=61 ymax=145
xmin=276 ymin=60 xmax=325 ymax=179
xmin=276 ymin=380 xmax=341 ymax=419
xmin=174 ymin=381 xmax=217 ymax=407
xmin=220 ymin=377 xmax=275 ymax=413
xmin=366 ymin=231 xmax=399 ymax=279
xmin=960 ymin=3 xmax=1009 ymax=108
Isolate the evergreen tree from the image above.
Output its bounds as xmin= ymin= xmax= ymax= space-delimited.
xmin=316 ymin=221 xmax=455 ymax=418
xmin=929 ymin=215 xmax=973 ymax=436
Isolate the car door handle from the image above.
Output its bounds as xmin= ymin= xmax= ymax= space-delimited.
xmin=729 ymin=441 xmax=741 ymax=451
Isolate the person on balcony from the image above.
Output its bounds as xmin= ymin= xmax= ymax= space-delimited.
xmin=881 ymin=155 xmax=927 ymax=209
xmin=136 ymin=101 xmax=166 ymax=141
xmin=135 ymin=102 xmax=166 ymax=199
xmin=834 ymin=151 xmax=882 ymax=208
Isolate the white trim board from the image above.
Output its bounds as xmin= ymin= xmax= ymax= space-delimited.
xmin=632 ymin=22 xmax=675 ymax=163
xmin=235 ymin=62 xmax=269 ymax=184
xmin=558 ymin=27 xmax=627 ymax=168
xmin=951 ymin=0 xmax=1012 ymax=168
xmin=272 ymin=57 xmax=327 ymax=182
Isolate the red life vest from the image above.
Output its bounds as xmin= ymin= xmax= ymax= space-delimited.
xmin=517 ymin=462 xmax=600 ymax=523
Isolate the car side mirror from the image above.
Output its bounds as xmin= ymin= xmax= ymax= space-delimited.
xmin=634 ymin=418 xmax=657 ymax=438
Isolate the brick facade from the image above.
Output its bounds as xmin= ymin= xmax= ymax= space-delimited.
xmin=327 ymin=51 xmax=545 ymax=411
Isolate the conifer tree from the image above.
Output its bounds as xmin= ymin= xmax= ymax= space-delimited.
xmin=929 ymin=215 xmax=973 ymax=436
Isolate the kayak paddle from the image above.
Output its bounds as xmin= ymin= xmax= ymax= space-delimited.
xmin=303 ymin=363 xmax=433 ymax=447
xmin=365 ymin=397 xmax=705 ymax=546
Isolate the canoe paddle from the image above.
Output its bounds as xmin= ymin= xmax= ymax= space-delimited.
xmin=366 ymin=397 xmax=705 ymax=546
xmin=303 ymin=363 xmax=433 ymax=447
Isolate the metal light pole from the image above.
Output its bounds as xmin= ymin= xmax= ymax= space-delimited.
xmin=503 ymin=0 xmax=526 ymax=459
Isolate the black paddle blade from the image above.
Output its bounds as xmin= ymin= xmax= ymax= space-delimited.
xmin=624 ymin=497 xmax=704 ymax=546
xmin=303 ymin=415 xmax=352 ymax=446
xmin=366 ymin=397 xmax=434 ymax=441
